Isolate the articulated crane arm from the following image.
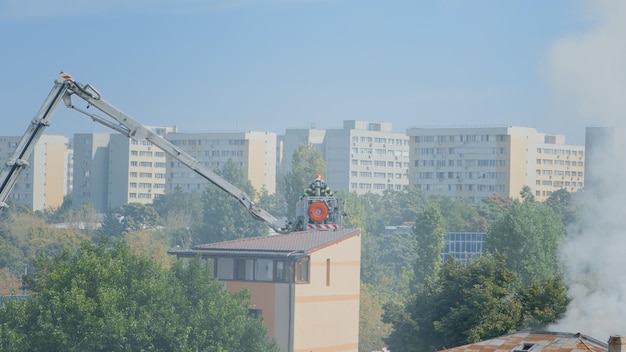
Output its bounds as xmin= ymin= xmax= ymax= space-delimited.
xmin=0 ymin=73 xmax=72 ymax=211
xmin=0 ymin=72 xmax=291 ymax=233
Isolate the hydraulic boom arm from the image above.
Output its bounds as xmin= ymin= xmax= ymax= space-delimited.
xmin=0 ymin=72 xmax=291 ymax=233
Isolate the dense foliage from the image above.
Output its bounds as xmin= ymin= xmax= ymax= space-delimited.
xmin=383 ymin=255 xmax=569 ymax=352
xmin=0 ymin=242 xmax=278 ymax=352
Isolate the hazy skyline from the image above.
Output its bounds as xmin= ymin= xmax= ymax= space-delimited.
xmin=1 ymin=0 xmax=617 ymax=145
xmin=4 ymin=0 xmax=626 ymax=340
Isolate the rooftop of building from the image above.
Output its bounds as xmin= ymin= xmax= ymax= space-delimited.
xmin=439 ymin=331 xmax=608 ymax=352
xmin=169 ymin=228 xmax=361 ymax=260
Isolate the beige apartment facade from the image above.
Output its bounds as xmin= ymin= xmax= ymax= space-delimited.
xmin=280 ymin=120 xmax=410 ymax=195
xmin=165 ymin=131 xmax=277 ymax=194
xmin=0 ymin=134 xmax=69 ymax=211
xmin=407 ymin=126 xmax=584 ymax=203
xmin=171 ymin=228 xmax=362 ymax=352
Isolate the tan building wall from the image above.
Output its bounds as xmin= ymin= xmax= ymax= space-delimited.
xmin=508 ymin=133 xmax=532 ymax=200
xmin=195 ymin=229 xmax=362 ymax=352
xmin=0 ymin=134 xmax=68 ymax=211
xmin=42 ymin=141 xmax=67 ymax=209
xmin=292 ymin=234 xmax=361 ymax=352
xmin=165 ymin=131 xmax=277 ymax=195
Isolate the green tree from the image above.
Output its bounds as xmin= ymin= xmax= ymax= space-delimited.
xmin=359 ymin=283 xmax=392 ymax=352
xmin=340 ymin=191 xmax=365 ymax=230
xmin=384 ymin=255 xmax=522 ymax=352
xmin=429 ymin=195 xmax=484 ymax=232
xmin=485 ymin=199 xmax=565 ymax=284
xmin=197 ymin=159 xmax=267 ymax=244
xmin=544 ymin=188 xmax=581 ymax=227
xmin=0 ymin=242 xmax=278 ymax=352
xmin=97 ymin=203 xmax=162 ymax=237
xmin=476 ymin=193 xmax=514 ymax=224
xmin=518 ymin=277 xmax=569 ymax=329
xmin=282 ymin=144 xmax=325 ymax=219
xmin=412 ymin=204 xmax=446 ymax=287
xmin=152 ymin=188 xmax=203 ymax=248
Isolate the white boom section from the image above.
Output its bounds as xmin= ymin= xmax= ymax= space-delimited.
xmin=0 ymin=72 xmax=291 ymax=233
xmin=0 ymin=73 xmax=72 ymax=211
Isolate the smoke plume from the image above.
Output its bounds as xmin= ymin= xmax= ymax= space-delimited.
xmin=547 ymin=0 xmax=626 ymax=339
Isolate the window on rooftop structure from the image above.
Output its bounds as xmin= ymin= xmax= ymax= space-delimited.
xmin=235 ymin=259 xmax=254 ymax=281
xmin=276 ymin=261 xmax=290 ymax=283
xmin=217 ymin=258 xmax=234 ymax=280
xmin=255 ymin=259 xmax=273 ymax=282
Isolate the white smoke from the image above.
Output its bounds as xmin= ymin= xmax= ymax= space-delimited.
xmin=547 ymin=0 xmax=626 ymax=339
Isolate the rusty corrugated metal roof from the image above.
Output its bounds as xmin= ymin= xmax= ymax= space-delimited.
xmin=170 ymin=228 xmax=360 ymax=259
xmin=439 ymin=331 xmax=607 ymax=352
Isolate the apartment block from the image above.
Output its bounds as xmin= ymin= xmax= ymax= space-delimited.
xmin=72 ymin=129 xmax=170 ymax=212
xmin=72 ymin=133 xmax=111 ymax=212
xmin=107 ymin=134 xmax=168 ymax=209
xmin=165 ymin=131 xmax=277 ymax=194
xmin=407 ymin=126 xmax=584 ymax=203
xmin=281 ymin=120 xmax=410 ymax=195
xmin=0 ymin=135 xmax=69 ymax=211
xmin=534 ymin=133 xmax=585 ymax=199
xmin=278 ymin=128 xmax=326 ymax=174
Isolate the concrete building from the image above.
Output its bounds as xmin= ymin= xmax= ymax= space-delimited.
xmin=107 ymin=134 xmax=168 ymax=209
xmin=165 ymin=131 xmax=277 ymax=194
xmin=278 ymin=128 xmax=326 ymax=174
xmin=171 ymin=228 xmax=362 ymax=352
xmin=72 ymin=133 xmax=111 ymax=212
xmin=0 ymin=134 xmax=69 ymax=211
xmin=72 ymin=129 xmax=170 ymax=212
xmin=407 ymin=126 xmax=584 ymax=203
xmin=281 ymin=120 xmax=410 ymax=195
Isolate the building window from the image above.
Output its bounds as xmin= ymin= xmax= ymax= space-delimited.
xmin=217 ymin=258 xmax=234 ymax=280
xmin=248 ymin=309 xmax=263 ymax=318
xmin=276 ymin=261 xmax=290 ymax=282
xmin=255 ymin=259 xmax=273 ymax=281
xmin=235 ymin=259 xmax=254 ymax=280
xmin=295 ymin=258 xmax=309 ymax=283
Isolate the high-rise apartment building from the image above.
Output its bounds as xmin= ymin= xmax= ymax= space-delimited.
xmin=72 ymin=133 xmax=111 ymax=212
xmin=73 ymin=129 xmax=171 ymax=212
xmin=278 ymin=128 xmax=326 ymax=174
xmin=0 ymin=135 xmax=69 ymax=211
xmin=165 ymin=131 xmax=277 ymax=194
xmin=407 ymin=126 xmax=584 ymax=203
xmin=281 ymin=120 xmax=410 ymax=195
xmin=107 ymin=134 xmax=168 ymax=209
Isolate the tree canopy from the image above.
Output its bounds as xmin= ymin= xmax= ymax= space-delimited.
xmin=0 ymin=241 xmax=278 ymax=352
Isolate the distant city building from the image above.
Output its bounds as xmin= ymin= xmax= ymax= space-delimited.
xmin=443 ymin=232 xmax=484 ymax=264
xmin=72 ymin=133 xmax=111 ymax=212
xmin=0 ymin=134 xmax=69 ymax=211
xmin=278 ymin=128 xmax=326 ymax=173
xmin=281 ymin=120 xmax=410 ymax=195
xmin=107 ymin=134 xmax=168 ymax=209
xmin=164 ymin=131 xmax=277 ymax=194
xmin=72 ymin=127 xmax=173 ymax=212
xmin=407 ymin=126 xmax=584 ymax=203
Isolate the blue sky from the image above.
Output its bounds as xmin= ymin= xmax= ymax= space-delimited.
xmin=1 ymin=0 xmax=624 ymax=145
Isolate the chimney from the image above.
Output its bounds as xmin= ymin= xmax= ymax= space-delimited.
xmin=608 ymin=336 xmax=626 ymax=352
